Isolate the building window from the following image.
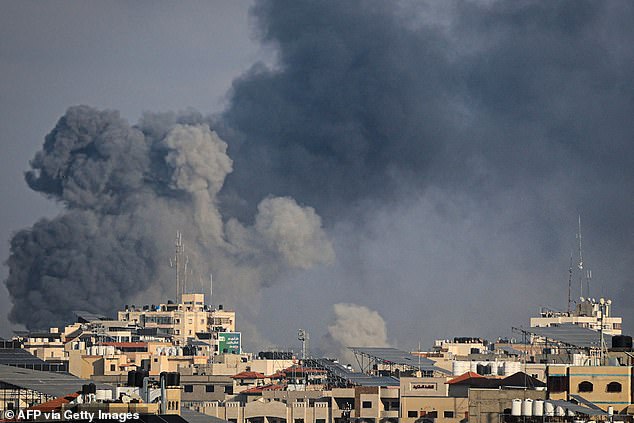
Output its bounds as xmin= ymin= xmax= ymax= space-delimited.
xmin=206 ymin=385 xmax=214 ymax=392
xmin=110 ymin=364 xmax=116 ymax=371
xmin=607 ymin=382 xmax=622 ymax=393
xmin=184 ymin=385 xmax=194 ymax=393
xmin=444 ymin=411 xmax=455 ymax=418
xmin=407 ymin=411 xmax=418 ymax=418
xmin=578 ymin=381 xmax=593 ymax=392
xmin=224 ymin=385 xmax=233 ymax=394
xmin=316 ymin=420 xmax=326 ymax=423
xmin=427 ymin=411 xmax=438 ymax=418
xmin=362 ymin=401 xmax=372 ymax=409
xmin=295 ymin=419 xmax=304 ymax=423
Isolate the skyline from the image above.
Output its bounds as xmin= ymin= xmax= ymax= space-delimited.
xmin=2 ymin=1 xmax=634 ymax=355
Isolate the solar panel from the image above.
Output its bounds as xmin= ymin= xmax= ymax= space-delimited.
xmin=523 ymin=324 xmax=612 ymax=348
xmin=349 ymin=347 xmax=435 ymax=366
xmin=308 ymin=358 xmax=400 ymax=387
xmin=0 ymin=348 xmax=49 ymax=365
xmin=0 ymin=364 xmax=113 ymax=398
xmin=348 ymin=347 xmax=450 ymax=375
xmin=550 ymin=399 xmax=607 ymax=416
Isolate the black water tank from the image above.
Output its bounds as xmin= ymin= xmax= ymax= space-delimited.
xmin=612 ymin=335 xmax=633 ymax=350
xmin=127 ymin=371 xmax=137 ymax=387
xmin=135 ymin=370 xmax=148 ymax=387
xmin=218 ymin=304 xmax=223 ymax=310
xmin=161 ymin=371 xmax=180 ymax=387
xmin=169 ymin=372 xmax=180 ymax=387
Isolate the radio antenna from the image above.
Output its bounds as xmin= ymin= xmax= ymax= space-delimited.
xmin=568 ymin=251 xmax=573 ymax=314
xmin=576 ymin=216 xmax=584 ymax=298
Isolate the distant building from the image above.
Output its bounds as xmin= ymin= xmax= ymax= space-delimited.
xmin=530 ymin=297 xmax=622 ymax=336
xmin=117 ymin=293 xmax=236 ymax=347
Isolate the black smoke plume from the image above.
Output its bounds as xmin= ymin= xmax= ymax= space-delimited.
xmin=6 ymin=106 xmax=333 ymax=334
xmin=6 ymin=0 xmax=634 ymax=346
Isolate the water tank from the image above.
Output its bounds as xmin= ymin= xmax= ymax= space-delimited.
xmin=169 ymin=372 xmax=180 ymax=387
xmin=556 ymin=406 xmax=565 ymax=417
xmin=96 ymin=389 xmax=112 ymax=401
xmin=504 ymin=361 xmax=522 ymax=376
xmin=135 ymin=370 xmax=148 ymax=388
xmin=608 ymin=406 xmax=614 ymax=416
xmin=522 ymin=399 xmax=533 ymax=416
xmin=533 ymin=400 xmax=544 ymax=416
xmin=612 ymin=335 xmax=633 ymax=350
xmin=511 ymin=399 xmax=522 ymax=416
xmin=544 ymin=401 xmax=555 ymax=416
xmin=452 ymin=361 xmax=470 ymax=375
xmin=490 ymin=362 xmax=499 ymax=376
xmin=127 ymin=371 xmax=137 ymax=387
xmin=219 ymin=304 xmax=223 ymax=310
xmin=161 ymin=372 xmax=180 ymax=387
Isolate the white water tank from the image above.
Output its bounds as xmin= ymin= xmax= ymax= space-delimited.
xmin=608 ymin=407 xmax=614 ymax=416
xmin=490 ymin=362 xmax=499 ymax=376
xmin=522 ymin=399 xmax=533 ymax=416
xmin=544 ymin=401 xmax=555 ymax=416
xmin=452 ymin=361 xmax=470 ymax=375
xmin=511 ymin=399 xmax=522 ymax=416
xmin=504 ymin=361 xmax=522 ymax=376
xmin=533 ymin=400 xmax=544 ymax=416
xmin=556 ymin=406 xmax=565 ymax=417
xmin=96 ymin=389 xmax=112 ymax=401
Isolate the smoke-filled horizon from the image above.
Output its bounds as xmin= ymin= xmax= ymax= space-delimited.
xmin=4 ymin=0 xmax=634 ymax=352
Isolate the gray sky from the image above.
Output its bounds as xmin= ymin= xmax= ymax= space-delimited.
xmin=2 ymin=1 xmax=633 ymax=354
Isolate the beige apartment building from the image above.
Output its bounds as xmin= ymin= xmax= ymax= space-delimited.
xmin=117 ymin=293 xmax=236 ymax=345
xmin=531 ymin=297 xmax=622 ymax=336
xmin=547 ymin=365 xmax=633 ymax=412
xmin=400 ymin=376 xmax=469 ymax=423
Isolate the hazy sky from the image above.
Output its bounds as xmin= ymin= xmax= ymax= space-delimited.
xmin=2 ymin=1 xmax=633 ymax=355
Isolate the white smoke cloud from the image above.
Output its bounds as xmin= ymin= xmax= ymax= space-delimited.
xmin=322 ymin=303 xmax=390 ymax=365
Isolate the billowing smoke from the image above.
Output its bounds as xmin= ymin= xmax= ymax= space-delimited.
xmin=321 ymin=303 xmax=389 ymax=366
xmin=217 ymin=0 xmax=634 ymax=345
xmin=6 ymin=0 xmax=634 ymax=350
xmin=6 ymin=106 xmax=333 ymax=339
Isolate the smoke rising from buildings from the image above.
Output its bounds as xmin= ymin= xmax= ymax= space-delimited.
xmin=4 ymin=0 xmax=634 ymax=349
xmin=6 ymin=106 xmax=333 ymax=338
xmin=217 ymin=0 xmax=634 ymax=346
xmin=320 ymin=303 xmax=390 ymax=366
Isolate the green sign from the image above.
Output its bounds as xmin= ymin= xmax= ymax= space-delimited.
xmin=218 ymin=332 xmax=241 ymax=354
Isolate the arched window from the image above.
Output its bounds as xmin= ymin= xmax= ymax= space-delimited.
xmin=607 ymin=382 xmax=622 ymax=393
xmin=578 ymin=381 xmax=593 ymax=392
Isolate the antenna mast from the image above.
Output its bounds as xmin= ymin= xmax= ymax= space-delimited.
xmin=567 ymin=252 xmax=573 ymax=315
xmin=170 ymin=231 xmax=185 ymax=302
xmin=576 ymin=216 xmax=584 ymax=298
xmin=209 ymin=273 xmax=213 ymax=307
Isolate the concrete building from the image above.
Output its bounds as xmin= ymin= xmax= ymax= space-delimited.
xmin=547 ymin=364 xmax=633 ymax=412
xmin=117 ymin=293 xmax=237 ymax=347
xmin=531 ymin=298 xmax=622 ymax=336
